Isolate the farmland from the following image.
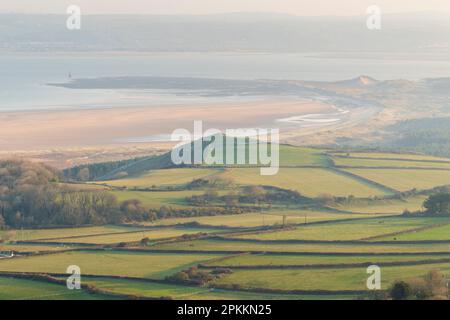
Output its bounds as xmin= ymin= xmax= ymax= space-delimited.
xmin=344 ymin=169 xmax=450 ymax=192
xmin=0 ymin=276 xmax=111 ymax=300
xmin=234 ymin=217 xmax=450 ymax=241
xmin=217 ymin=168 xmax=387 ymax=197
xmin=2 ymin=147 xmax=450 ymax=300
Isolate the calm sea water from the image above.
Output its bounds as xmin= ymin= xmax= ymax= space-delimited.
xmin=2 ymin=52 xmax=450 ymax=111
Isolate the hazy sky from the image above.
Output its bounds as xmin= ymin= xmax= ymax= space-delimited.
xmin=1 ymin=0 xmax=449 ymax=16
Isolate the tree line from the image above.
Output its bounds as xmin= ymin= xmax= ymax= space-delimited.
xmin=0 ymin=160 xmax=257 ymax=230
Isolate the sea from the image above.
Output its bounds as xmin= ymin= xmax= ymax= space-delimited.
xmin=1 ymin=51 xmax=450 ymax=112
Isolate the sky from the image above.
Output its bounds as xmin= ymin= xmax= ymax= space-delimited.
xmin=1 ymin=0 xmax=449 ymax=16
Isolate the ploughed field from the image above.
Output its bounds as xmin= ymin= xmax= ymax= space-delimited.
xmin=2 ymin=148 xmax=450 ymax=299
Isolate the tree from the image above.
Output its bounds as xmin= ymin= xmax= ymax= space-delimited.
xmin=0 ymin=215 xmax=5 ymax=230
xmin=390 ymin=281 xmax=412 ymax=300
xmin=77 ymin=168 xmax=90 ymax=181
xmin=424 ymin=270 xmax=447 ymax=298
xmin=424 ymin=193 xmax=450 ymax=215
xmin=120 ymin=199 xmax=146 ymax=221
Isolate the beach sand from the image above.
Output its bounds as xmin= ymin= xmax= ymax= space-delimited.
xmin=0 ymin=99 xmax=333 ymax=167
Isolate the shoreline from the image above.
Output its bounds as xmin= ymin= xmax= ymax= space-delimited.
xmin=0 ymin=98 xmax=339 ymax=167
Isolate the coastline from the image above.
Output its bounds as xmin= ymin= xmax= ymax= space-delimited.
xmin=0 ymin=98 xmax=336 ymax=167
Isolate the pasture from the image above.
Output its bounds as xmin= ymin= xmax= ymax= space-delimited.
xmin=333 ymin=157 xmax=450 ymax=170
xmin=101 ymin=168 xmax=221 ymax=188
xmin=332 ymin=152 xmax=450 ymax=162
xmin=345 ymin=169 xmax=450 ymax=192
xmin=203 ymin=253 xmax=450 ymax=267
xmin=0 ymin=276 xmax=109 ymax=300
xmin=378 ymin=223 xmax=450 ymax=241
xmin=109 ymin=190 xmax=204 ymax=209
xmin=145 ymin=211 xmax=388 ymax=228
xmin=151 ymin=238 xmax=450 ymax=254
xmin=233 ymin=217 xmax=450 ymax=241
xmin=41 ymin=227 xmax=222 ymax=244
xmin=82 ymin=277 xmax=325 ymax=300
xmin=217 ymin=168 xmax=387 ymax=197
xmin=212 ymin=262 xmax=450 ymax=291
xmin=331 ymin=196 xmax=426 ymax=214
xmin=0 ymin=251 xmax=222 ymax=279
xmin=0 ymin=225 xmax=141 ymax=242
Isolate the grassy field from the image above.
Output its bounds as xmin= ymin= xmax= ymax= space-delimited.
xmin=333 ymin=157 xmax=450 ymax=169
xmin=377 ymin=223 xmax=450 ymax=241
xmin=82 ymin=277 xmax=335 ymax=300
xmin=42 ymin=227 xmax=222 ymax=244
xmin=234 ymin=217 xmax=450 ymax=241
xmin=99 ymin=168 xmax=221 ymax=188
xmin=204 ymin=253 xmax=450 ymax=267
xmin=0 ymin=225 xmax=141 ymax=242
xmin=345 ymin=169 xmax=450 ymax=192
xmin=332 ymin=152 xmax=450 ymax=162
xmin=152 ymin=238 xmax=450 ymax=254
xmin=278 ymin=146 xmax=329 ymax=166
xmin=330 ymin=196 xmax=426 ymax=214
xmin=143 ymin=211 xmax=388 ymax=228
xmin=0 ymin=276 xmax=110 ymax=300
xmin=0 ymin=244 xmax=77 ymax=253
xmin=212 ymin=262 xmax=450 ymax=291
xmin=0 ymin=251 xmax=222 ymax=279
xmin=217 ymin=168 xmax=387 ymax=197
xmin=109 ymin=190 xmax=205 ymax=209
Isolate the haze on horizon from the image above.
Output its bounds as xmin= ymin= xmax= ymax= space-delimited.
xmin=1 ymin=0 xmax=449 ymax=16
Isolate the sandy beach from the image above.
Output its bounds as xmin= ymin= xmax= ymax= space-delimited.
xmin=0 ymin=99 xmax=334 ymax=167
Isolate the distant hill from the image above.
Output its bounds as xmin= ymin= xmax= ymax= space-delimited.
xmin=2 ymin=12 xmax=450 ymax=52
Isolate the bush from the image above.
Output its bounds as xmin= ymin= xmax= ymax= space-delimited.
xmin=390 ymin=281 xmax=412 ymax=300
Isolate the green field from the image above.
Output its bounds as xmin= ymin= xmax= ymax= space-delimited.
xmin=0 ymin=251 xmax=222 ymax=279
xmin=109 ymin=190 xmax=205 ymax=209
xmin=0 ymin=276 xmax=110 ymax=300
xmin=333 ymin=152 xmax=450 ymax=162
xmin=204 ymin=253 xmax=450 ymax=267
xmin=145 ymin=211 xmax=388 ymax=228
xmin=152 ymin=238 xmax=450 ymax=254
xmin=278 ymin=146 xmax=329 ymax=166
xmin=378 ymin=223 xmax=450 ymax=241
xmin=0 ymin=225 xmax=141 ymax=242
xmin=212 ymin=262 xmax=450 ymax=291
xmin=82 ymin=277 xmax=334 ymax=300
xmin=42 ymin=227 xmax=222 ymax=244
xmin=333 ymin=157 xmax=450 ymax=169
xmin=217 ymin=168 xmax=387 ymax=197
xmin=331 ymin=196 xmax=426 ymax=214
xmin=100 ymin=168 xmax=220 ymax=188
xmin=234 ymin=217 xmax=450 ymax=241
xmin=0 ymin=244 xmax=77 ymax=253
xmin=345 ymin=169 xmax=450 ymax=191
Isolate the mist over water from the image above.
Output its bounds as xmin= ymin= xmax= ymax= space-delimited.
xmin=2 ymin=52 xmax=450 ymax=111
